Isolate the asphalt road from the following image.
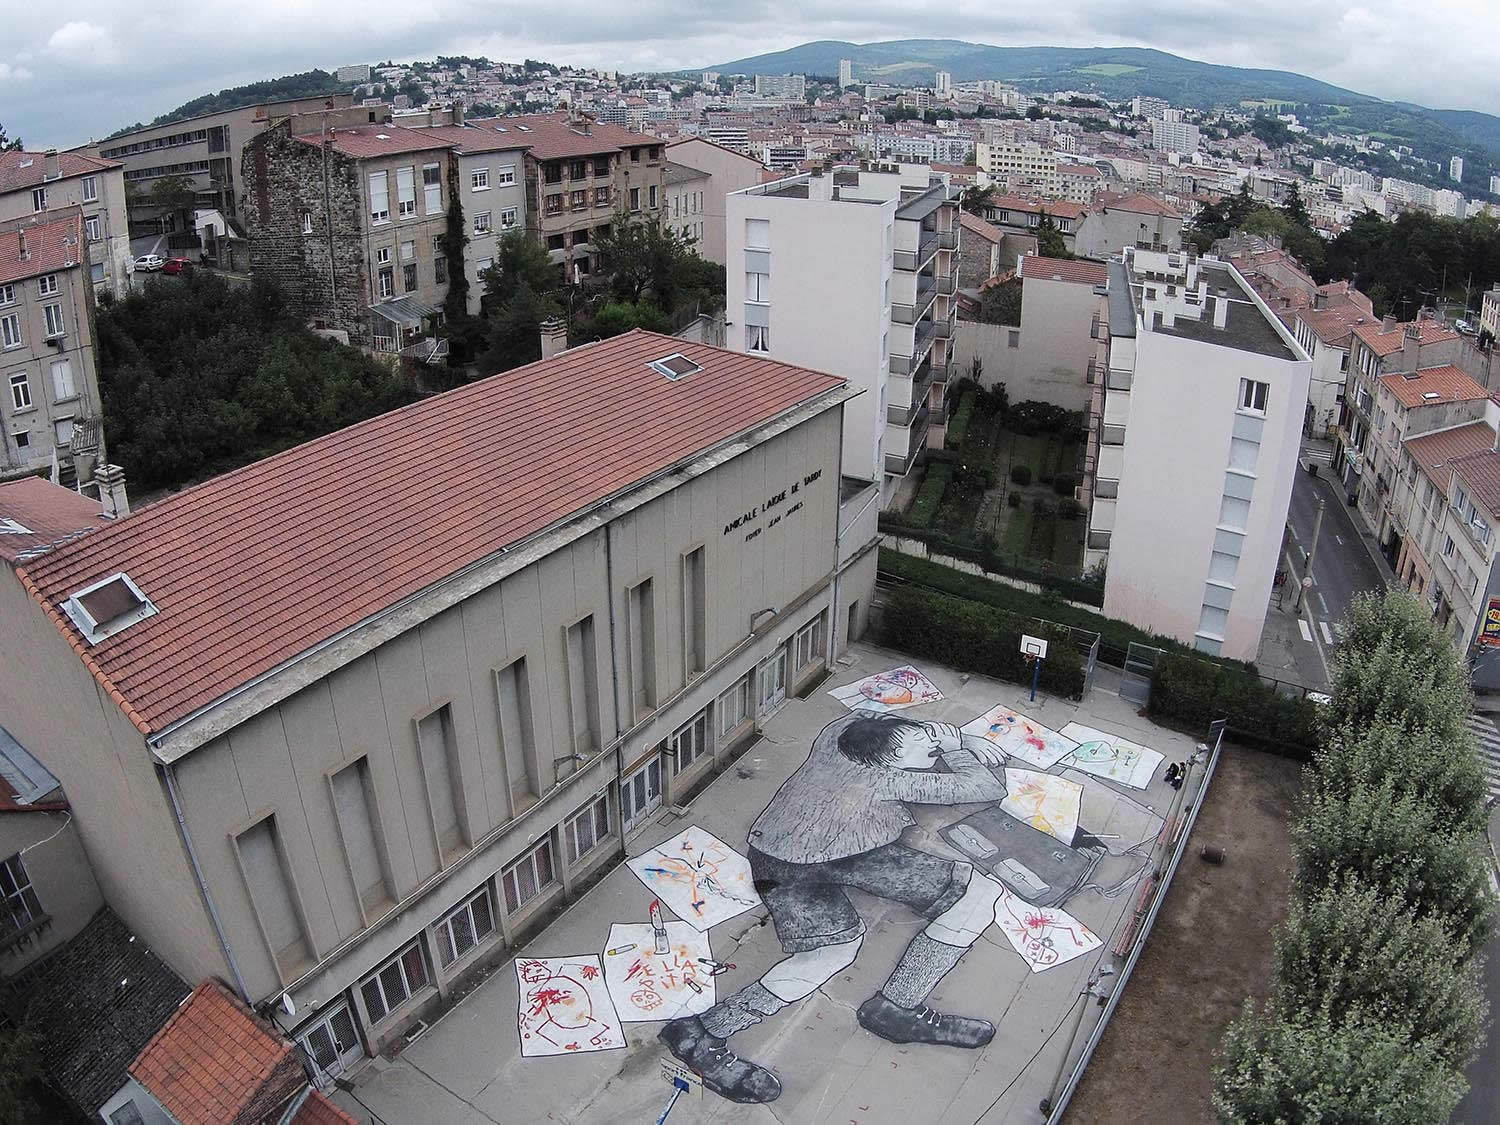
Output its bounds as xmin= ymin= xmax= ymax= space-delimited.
xmin=1280 ymin=462 xmax=1388 ymax=684
xmin=1455 ymin=915 xmax=1500 ymax=1123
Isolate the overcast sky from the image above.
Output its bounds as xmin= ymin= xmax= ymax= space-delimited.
xmin=3 ymin=0 xmax=1495 ymax=148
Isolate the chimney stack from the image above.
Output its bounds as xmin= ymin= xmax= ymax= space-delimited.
xmin=1402 ymin=322 xmax=1422 ymax=373
xmin=95 ymin=464 xmax=131 ymax=520
xmin=1213 ymin=293 xmax=1230 ymax=329
xmin=1381 ymin=313 xmax=1397 ymax=332
xmin=43 ymin=148 xmax=60 ymax=182
xmin=539 ymin=317 xmax=569 ymax=360
xmin=1314 ymin=290 xmax=1328 ymax=310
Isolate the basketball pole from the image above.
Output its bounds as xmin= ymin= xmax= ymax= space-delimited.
xmin=1030 ymin=653 xmax=1042 ymax=702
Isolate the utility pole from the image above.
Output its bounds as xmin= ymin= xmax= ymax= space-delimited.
xmin=1294 ymin=498 xmax=1325 ymax=614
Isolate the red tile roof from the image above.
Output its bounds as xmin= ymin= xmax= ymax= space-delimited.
xmin=1450 ymin=447 xmax=1500 ymax=517
xmin=0 ymin=150 xmax=118 ymax=195
xmin=415 ymin=123 xmax=530 ymax=155
xmin=18 ymin=331 xmax=847 ymax=736
xmin=467 ymin=113 xmax=658 ymax=160
xmin=1097 ymin=191 xmax=1181 ymax=218
xmin=129 ymin=980 xmax=303 ymax=1125
xmin=292 ymin=1091 xmax=358 ymax=1125
xmin=958 ymin=210 xmax=1006 ymax=242
xmin=0 ymin=210 xmax=86 ymax=286
xmin=1354 ymin=318 xmax=1459 ymax=357
xmin=1379 ymin=365 xmax=1488 ymax=410
xmin=0 ymin=477 xmax=103 ymax=564
xmin=1403 ymin=421 xmax=1495 ymax=490
xmin=294 ymin=124 xmax=453 ymax=160
xmin=987 ymin=195 xmax=1088 ymax=220
xmin=1020 ymin=254 xmax=1108 ymax=286
xmin=1294 ymin=303 xmax=1371 ymax=347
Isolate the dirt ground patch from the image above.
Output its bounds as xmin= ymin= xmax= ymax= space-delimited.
xmin=1064 ymin=744 xmax=1303 ymax=1124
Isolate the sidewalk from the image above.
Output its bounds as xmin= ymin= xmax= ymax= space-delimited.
xmin=1296 ymin=447 xmax=1395 ymax=586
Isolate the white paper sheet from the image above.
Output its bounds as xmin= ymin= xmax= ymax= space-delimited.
xmin=828 ymin=665 xmax=944 ymax=712
xmin=602 ymin=921 xmax=715 ymax=1022
xmin=961 ymin=704 xmax=1078 ymax=768
xmin=515 ymin=955 xmax=625 ymax=1056
xmin=626 ymin=825 xmax=761 ymax=931
xmin=1001 ymin=768 xmax=1083 ymax=843
xmin=1057 ymin=722 xmax=1164 ymax=790
xmin=994 ymin=890 xmax=1103 ymax=973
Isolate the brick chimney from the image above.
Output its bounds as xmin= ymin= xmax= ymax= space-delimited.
xmin=1381 ymin=313 xmax=1397 ymax=332
xmin=1401 ymin=322 xmax=1422 ymax=373
xmin=43 ymin=148 xmax=60 ymax=181
xmin=539 ymin=317 xmax=569 ymax=359
xmin=95 ymin=463 xmax=131 ymax=519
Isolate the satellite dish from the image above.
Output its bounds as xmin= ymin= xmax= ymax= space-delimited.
xmin=279 ymin=992 xmax=296 ymax=1017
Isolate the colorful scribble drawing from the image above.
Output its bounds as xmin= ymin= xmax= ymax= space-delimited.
xmin=514 ymin=956 xmax=624 ymax=1057
xmin=1000 ymin=768 xmax=1083 ymax=844
xmin=994 ymin=890 xmax=1102 ymax=972
xmin=602 ymin=920 xmax=714 ymax=1022
xmin=828 ymin=665 xmax=944 ymax=713
xmin=1058 ymin=722 xmax=1164 ymax=790
xmin=626 ymin=825 xmax=760 ymax=931
xmin=961 ymin=704 xmax=1078 ymax=769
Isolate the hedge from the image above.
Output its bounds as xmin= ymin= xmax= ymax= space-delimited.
xmin=878 ymin=527 xmax=1101 ymax=605
xmin=1148 ymin=650 xmax=1319 ymax=756
xmin=944 ymin=391 xmax=976 ymax=450
xmin=906 ymin=463 xmax=952 ymax=528
xmin=880 ymin=584 xmax=1086 ymax=699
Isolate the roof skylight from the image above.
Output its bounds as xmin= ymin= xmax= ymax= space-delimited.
xmin=62 ymin=572 xmax=158 ymax=645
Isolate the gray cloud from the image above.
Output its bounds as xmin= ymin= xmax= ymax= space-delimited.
xmin=2 ymin=0 xmax=1494 ymax=147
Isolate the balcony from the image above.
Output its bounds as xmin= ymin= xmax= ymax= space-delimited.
xmin=936 ymin=272 xmax=957 ymax=296
xmin=932 ymin=358 xmax=954 ymax=385
xmin=893 ymin=230 xmax=939 ymax=272
xmin=891 ymin=276 xmax=938 ymax=324
xmin=1106 ymin=368 xmax=1133 ymax=391
xmin=1087 ymin=529 xmax=1112 ymax=550
xmin=938 ymin=229 xmax=958 ymax=250
xmin=1101 ymin=423 xmax=1127 ymax=445
xmin=934 ymin=314 xmax=953 ymax=340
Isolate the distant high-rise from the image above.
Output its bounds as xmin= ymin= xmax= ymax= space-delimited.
xmin=1491 ymin=174 xmax=1500 ymax=196
xmin=839 ymin=59 xmax=854 ymax=88
xmin=934 ymin=70 xmax=952 ymax=97
xmin=754 ymin=73 xmax=806 ymax=100
xmin=1451 ymin=156 xmax=1465 ymax=182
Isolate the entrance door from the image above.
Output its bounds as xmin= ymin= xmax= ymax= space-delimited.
xmin=621 ymin=755 xmax=663 ymax=832
xmin=298 ymin=998 xmax=364 ymax=1082
xmin=757 ymin=648 xmax=788 ymax=717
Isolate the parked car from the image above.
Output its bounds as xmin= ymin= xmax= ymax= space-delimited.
xmin=162 ymin=257 xmax=193 ymax=276
xmin=133 ymin=254 xmax=164 ymax=272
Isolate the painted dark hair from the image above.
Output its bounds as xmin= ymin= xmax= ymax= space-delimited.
xmin=836 ymin=716 xmax=929 ymax=767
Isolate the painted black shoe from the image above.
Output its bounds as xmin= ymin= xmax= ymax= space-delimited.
xmin=658 ymin=1016 xmax=783 ymax=1104
xmin=856 ymin=993 xmax=995 ymax=1048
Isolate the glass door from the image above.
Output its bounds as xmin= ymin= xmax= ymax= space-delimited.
xmin=757 ymin=647 xmax=788 ymax=717
xmin=298 ymin=998 xmax=364 ymax=1082
xmin=621 ymin=755 xmax=663 ymax=831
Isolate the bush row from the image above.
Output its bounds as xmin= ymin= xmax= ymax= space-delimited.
xmin=944 ymin=391 xmax=976 ymax=451
xmin=905 ymin=463 xmax=952 ymax=529
xmin=877 ymin=532 xmax=1104 ymax=606
xmin=1148 ymin=651 xmax=1319 ymax=757
xmin=879 ymin=584 xmax=1086 ymax=699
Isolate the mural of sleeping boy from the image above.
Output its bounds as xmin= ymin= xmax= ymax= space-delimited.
xmin=659 ymin=712 xmax=1012 ymax=1104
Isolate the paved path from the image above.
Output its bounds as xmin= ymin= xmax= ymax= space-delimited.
xmin=1465 ymin=713 xmax=1500 ymax=807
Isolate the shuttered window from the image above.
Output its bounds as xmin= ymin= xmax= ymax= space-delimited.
xmin=396 ymin=167 xmax=416 ymax=218
xmin=331 ymin=758 xmax=388 ymax=913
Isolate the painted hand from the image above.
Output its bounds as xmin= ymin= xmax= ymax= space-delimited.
xmin=960 ymin=734 xmax=1005 ymax=767
xmin=926 ymin=721 xmax=963 ymax=753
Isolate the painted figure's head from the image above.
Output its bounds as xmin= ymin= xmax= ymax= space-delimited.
xmin=837 ymin=717 xmax=943 ymax=771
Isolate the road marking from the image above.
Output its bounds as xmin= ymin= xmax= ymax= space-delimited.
xmin=1289 ymin=526 xmax=1299 ymax=542
xmin=1335 ymin=534 xmax=1343 ymax=545
xmin=1320 ymin=620 xmax=1334 ymax=644
xmin=1317 ymin=592 xmax=1329 ymax=614
xmin=1298 ymin=618 xmax=1313 ymax=642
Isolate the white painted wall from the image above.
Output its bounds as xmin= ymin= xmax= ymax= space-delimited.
xmin=1014 ymin=276 xmax=1100 ymax=411
xmin=665 ymin=138 xmax=766 ymax=264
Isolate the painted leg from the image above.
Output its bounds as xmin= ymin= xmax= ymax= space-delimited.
xmin=857 ymin=874 xmax=1003 ymax=1048
xmin=659 ymin=938 xmax=861 ymax=1104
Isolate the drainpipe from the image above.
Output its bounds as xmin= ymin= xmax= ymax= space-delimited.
xmin=162 ymin=761 xmax=251 ymax=1002
xmin=828 ymin=414 xmax=849 ymax=663
xmin=602 ymin=522 xmax=628 ymax=853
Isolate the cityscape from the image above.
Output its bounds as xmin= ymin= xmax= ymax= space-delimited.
xmin=0 ymin=15 xmax=1497 ymax=1125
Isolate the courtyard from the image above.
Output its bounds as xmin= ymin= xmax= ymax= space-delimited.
xmin=330 ymin=642 xmax=1207 ymax=1125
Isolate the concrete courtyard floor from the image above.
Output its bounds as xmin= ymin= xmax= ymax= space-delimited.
xmin=333 ymin=641 xmax=1207 ymax=1125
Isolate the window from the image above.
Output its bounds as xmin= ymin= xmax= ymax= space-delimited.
xmin=746 ymin=324 xmax=770 ymax=352
xmin=565 ymin=615 xmax=600 ymax=754
xmin=627 ymin=580 xmax=656 ymax=715
xmin=570 ymin=189 xmax=587 ymax=211
xmin=376 ymin=246 xmax=391 ymax=265
xmin=108 ymin=1102 xmax=146 ymax=1125
xmin=417 ymin=705 xmax=467 ymax=858
xmin=50 ymin=358 xmax=75 ymax=400
xmin=570 ymin=160 xmax=587 ymax=180
xmin=545 ymin=193 xmax=563 ymax=215
xmin=496 ymin=164 xmax=516 ymax=185
xmin=0 ymin=285 xmax=12 ymax=307
xmin=593 ymin=187 xmax=610 ymax=207
xmin=423 ymin=163 xmax=442 ymax=213
xmin=1443 ymin=535 xmax=1456 ymax=558
xmin=400 ymin=240 xmax=415 ymax=261
xmin=43 ymin=304 xmax=64 ymax=338
xmin=434 ymin=256 xmax=447 ymax=284
xmin=648 ymin=185 xmax=658 ymax=209
xmin=3 ymin=313 xmax=22 ymax=349
xmin=670 ymin=710 xmax=710 ymax=775
xmin=368 ymin=171 xmax=389 ymax=223
xmin=1219 ymin=495 xmax=1251 ymax=529
xmin=475 ymin=257 xmax=492 ymax=274
xmin=794 ymin=614 xmax=825 ymax=671
xmin=592 ymin=157 xmax=610 ymax=177
xmin=629 ymin=187 xmax=640 ymax=212
xmin=81 ymin=176 xmax=98 ymax=202
xmin=31 ymin=187 xmax=45 ymax=212
xmin=1007 ymin=329 xmax=1020 ymax=349
xmin=564 ymin=791 xmax=611 ymax=864
xmin=683 ymin=547 xmax=706 ymax=677
xmin=403 ymin=262 xmax=417 ymax=292
xmin=0 ymin=854 xmax=41 ymax=936
xmin=435 ymin=885 xmax=495 ymax=967
xmin=359 ymin=939 xmax=428 ymax=1024
xmin=621 ymin=757 xmax=663 ymax=829
xmin=746 ymin=271 xmax=769 ymax=302
xmin=502 ymin=836 xmax=556 ymax=913
xmin=37 ymin=274 xmax=58 ymax=297
xmin=9 ymin=372 xmax=30 ymax=411
xmin=746 ymin=218 xmax=770 ymax=250
xmin=546 ymin=233 xmax=566 ymax=251
xmin=396 ymin=167 xmax=416 ymax=218
xmin=544 ymin=163 xmax=563 ymax=185
xmin=300 ymin=210 xmax=313 ymax=235
xmin=378 ymin=268 xmax=393 ymax=298
xmin=11 ymin=430 xmax=27 ymax=449
xmin=235 ymin=816 xmax=309 ymax=971
xmin=630 ymin=148 xmax=640 ymax=163
xmin=85 ymin=215 xmax=101 ymax=241
xmin=1239 ymin=378 xmax=1269 ymax=413
xmin=331 ymin=758 xmax=390 ymax=914
xmin=52 ymin=418 xmax=73 ymax=447
xmin=471 ymin=168 xmax=490 ymax=191
xmin=499 ymin=207 xmax=518 ymax=230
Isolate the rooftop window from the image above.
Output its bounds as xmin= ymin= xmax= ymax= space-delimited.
xmin=647 ymin=354 xmax=703 ymax=381
xmin=62 ymin=572 xmax=158 ymax=645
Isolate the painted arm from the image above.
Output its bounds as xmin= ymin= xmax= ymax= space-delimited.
xmin=881 ymin=748 xmax=1007 ymax=805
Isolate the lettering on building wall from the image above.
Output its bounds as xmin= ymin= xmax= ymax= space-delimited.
xmin=724 ymin=470 xmax=823 ymax=542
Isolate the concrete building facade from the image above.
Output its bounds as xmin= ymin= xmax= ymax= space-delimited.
xmin=974 ymin=143 xmax=1058 ymax=195
xmin=1072 ymin=193 xmax=1182 ymax=260
xmin=1093 ymin=248 xmax=1312 ymax=659
xmin=0 ymin=330 xmax=876 ymax=1079
xmin=667 ymin=137 xmax=777 ymax=264
xmin=0 ymin=150 xmax=131 ymax=297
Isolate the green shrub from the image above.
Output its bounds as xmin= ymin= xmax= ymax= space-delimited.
xmin=1030 ymin=495 xmax=1052 ymax=516
xmin=1053 ymin=472 xmax=1076 ymax=495
xmin=1007 ymin=491 xmax=1021 ymax=508
xmin=905 ymin=464 xmax=952 ymax=528
xmin=944 ymin=391 xmax=976 ymax=450
xmin=1058 ymin=497 xmax=1083 ymax=520
xmin=1148 ymin=650 xmax=1318 ymax=754
xmin=879 ymin=585 xmax=1086 ymax=698
xmin=1006 ymin=399 xmax=1074 ymax=435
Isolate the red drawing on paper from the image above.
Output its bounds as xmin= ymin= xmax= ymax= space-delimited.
xmin=514 ymin=956 xmax=624 ymax=1057
xmin=995 ymin=890 xmax=1101 ymax=973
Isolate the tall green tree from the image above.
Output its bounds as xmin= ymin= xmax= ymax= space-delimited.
xmin=0 ymin=123 xmax=20 ymax=152
xmin=960 ymin=185 xmax=996 ymax=217
xmin=1034 ymin=212 xmax=1072 ymax=259
xmin=481 ymin=230 xmax=558 ymax=310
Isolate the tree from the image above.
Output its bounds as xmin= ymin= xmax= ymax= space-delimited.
xmin=1282 ymin=182 xmax=1311 ymax=229
xmin=439 ymin=162 xmax=471 ymax=360
xmin=1025 ymin=104 xmax=1045 ymax=121
xmin=1035 ymin=212 xmax=1072 ymax=259
xmin=977 ymin=278 xmax=1021 ymax=326
xmin=594 ymin=214 xmax=702 ymax=308
xmin=476 ymin=283 xmax=560 ymax=374
xmin=0 ymin=123 xmax=20 ymax=152
xmin=960 ymin=185 xmax=996 ymax=217
xmin=128 ymin=174 xmax=197 ymax=222
xmin=480 ymin=230 xmax=558 ymax=310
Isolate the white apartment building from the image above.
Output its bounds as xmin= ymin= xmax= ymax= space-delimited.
xmin=1092 ymin=248 xmax=1312 ymax=659
xmin=1481 ymin=287 xmax=1500 ymax=341
xmin=726 ymin=164 xmax=960 ymax=507
xmin=934 ymin=71 xmax=952 ymax=97
xmin=839 ymin=60 xmax=854 ymax=88
xmin=1451 ymin=156 xmax=1465 ymax=183
xmin=1149 ymin=119 xmax=1200 ymax=156
xmin=754 ymin=74 xmax=806 ymax=100
xmin=974 ymin=142 xmax=1059 ymax=194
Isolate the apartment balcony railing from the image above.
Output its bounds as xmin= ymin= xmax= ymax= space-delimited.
xmin=1101 ymin=423 xmax=1127 ymax=446
xmin=893 ymin=231 xmax=939 ymax=272
xmin=937 ymin=229 xmax=958 ymax=250
xmin=1087 ymin=529 xmax=1113 ymax=550
xmin=1094 ymin=477 xmax=1120 ymax=499
xmin=1086 ymin=360 xmax=1105 ymax=385
xmin=936 ymin=272 xmax=957 ymax=296
xmin=885 ymin=439 xmax=926 ymax=477
xmin=1106 ymin=367 xmax=1133 ymax=391
xmin=932 ymin=358 xmax=954 ymax=385
xmin=934 ymin=316 xmax=953 ymax=340
xmin=891 ymin=277 xmax=938 ymax=324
